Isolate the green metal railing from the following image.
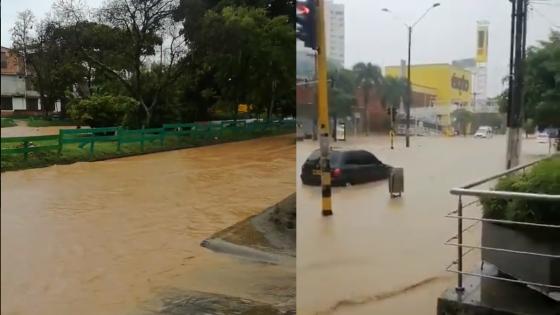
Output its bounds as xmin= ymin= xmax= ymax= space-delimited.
xmin=2 ymin=120 xmax=295 ymax=161
xmin=1 ymin=135 xmax=60 ymax=160
xmin=59 ymin=127 xmax=120 ymax=159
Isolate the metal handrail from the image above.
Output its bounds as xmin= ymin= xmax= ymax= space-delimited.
xmin=451 ymin=188 xmax=560 ymax=201
xmin=445 ymin=214 xmax=560 ymax=229
xmin=445 ymin=242 xmax=560 ymax=259
xmin=446 ymin=155 xmax=560 ymax=293
xmin=455 ymin=157 xmax=548 ymax=189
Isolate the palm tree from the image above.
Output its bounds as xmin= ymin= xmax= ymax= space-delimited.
xmin=352 ymin=62 xmax=384 ymax=135
xmin=381 ymin=76 xmax=408 ymax=132
xmin=451 ymin=108 xmax=474 ymax=136
xmin=328 ymin=69 xmax=355 ymax=139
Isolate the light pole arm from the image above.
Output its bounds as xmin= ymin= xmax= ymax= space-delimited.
xmin=412 ymin=4 xmax=440 ymax=28
xmin=381 ymin=8 xmax=409 ymax=29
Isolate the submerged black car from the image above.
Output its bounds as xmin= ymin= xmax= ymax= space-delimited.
xmin=301 ymin=149 xmax=392 ymax=186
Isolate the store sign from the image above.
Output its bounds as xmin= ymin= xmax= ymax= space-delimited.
xmin=476 ymin=24 xmax=489 ymax=63
xmin=451 ymin=74 xmax=469 ymax=92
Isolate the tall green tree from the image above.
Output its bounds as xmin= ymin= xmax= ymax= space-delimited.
xmin=184 ymin=5 xmax=293 ymax=120
xmin=451 ymin=108 xmax=474 ymax=136
xmin=382 ymin=76 xmax=408 ymax=112
xmin=328 ymin=68 xmax=355 ymax=118
xmin=498 ymin=31 xmax=560 ymax=129
xmin=12 ymin=14 xmax=85 ymax=117
xmin=524 ymin=31 xmax=560 ymax=129
xmin=58 ymin=0 xmax=184 ymax=126
xmin=352 ymin=62 xmax=384 ymax=135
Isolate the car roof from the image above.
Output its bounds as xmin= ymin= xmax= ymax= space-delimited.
xmin=310 ymin=148 xmax=372 ymax=154
xmin=340 ymin=149 xmax=372 ymax=155
xmin=308 ymin=148 xmax=380 ymax=159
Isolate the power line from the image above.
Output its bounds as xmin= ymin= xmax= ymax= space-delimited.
xmin=529 ymin=4 xmax=560 ymax=28
xmin=530 ymin=0 xmax=560 ymax=7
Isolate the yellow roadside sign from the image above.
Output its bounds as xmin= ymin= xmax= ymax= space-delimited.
xmin=238 ymin=104 xmax=248 ymax=113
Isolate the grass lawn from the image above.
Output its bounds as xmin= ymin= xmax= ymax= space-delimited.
xmin=1 ymin=118 xmax=17 ymax=128
xmin=26 ymin=118 xmax=77 ymax=127
xmin=1 ymin=128 xmax=292 ymax=172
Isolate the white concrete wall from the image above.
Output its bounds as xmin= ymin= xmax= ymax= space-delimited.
xmin=1 ymin=75 xmax=26 ymax=95
xmin=12 ymin=97 xmax=26 ymax=110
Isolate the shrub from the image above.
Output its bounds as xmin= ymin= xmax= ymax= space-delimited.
xmin=68 ymin=95 xmax=139 ymax=128
xmin=481 ymin=157 xmax=560 ymax=225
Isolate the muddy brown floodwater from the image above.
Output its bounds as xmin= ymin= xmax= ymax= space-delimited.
xmin=1 ymin=135 xmax=295 ymax=315
xmin=297 ymin=135 xmax=550 ymax=315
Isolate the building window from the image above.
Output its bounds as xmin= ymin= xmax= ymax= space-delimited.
xmin=1 ymin=52 xmax=7 ymax=69
xmin=1 ymin=97 xmax=13 ymax=110
xmin=26 ymin=98 xmax=39 ymax=111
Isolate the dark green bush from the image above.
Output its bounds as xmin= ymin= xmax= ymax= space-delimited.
xmin=481 ymin=157 xmax=560 ymax=225
xmin=68 ymin=95 xmax=139 ymax=128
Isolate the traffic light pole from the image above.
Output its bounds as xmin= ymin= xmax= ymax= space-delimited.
xmin=316 ymin=0 xmax=332 ymax=216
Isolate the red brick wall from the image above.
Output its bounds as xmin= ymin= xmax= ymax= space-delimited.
xmin=296 ymin=81 xmax=317 ymax=122
xmin=296 ymin=81 xmax=316 ymax=106
xmin=297 ymin=81 xmax=393 ymax=131
xmin=411 ymin=90 xmax=435 ymax=108
xmin=355 ymin=87 xmax=390 ymax=131
xmin=1 ymin=110 xmax=43 ymax=118
xmin=1 ymin=47 xmax=23 ymax=75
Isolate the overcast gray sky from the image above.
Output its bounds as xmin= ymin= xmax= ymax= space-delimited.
xmin=336 ymin=0 xmax=560 ymax=97
xmin=3 ymin=0 xmax=560 ymax=97
xmin=1 ymin=0 xmax=104 ymax=47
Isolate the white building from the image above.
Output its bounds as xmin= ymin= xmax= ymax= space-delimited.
xmin=325 ymin=0 xmax=345 ymax=67
xmin=1 ymin=46 xmax=42 ymax=113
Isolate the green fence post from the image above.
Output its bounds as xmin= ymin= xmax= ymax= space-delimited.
xmin=140 ymin=129 xmax=145 ymax=152
xmin=160 ymin=128 xmax=165 ymax=146
xmin=23 ymin=140 xmax=29 ymax=161
xmin=89 ymin=139 xmax=94 ymax=160
xmin=117 ymin=128 xmax=122 ymax=153
xmin=58 ymin=131 xmax=63 ymax=157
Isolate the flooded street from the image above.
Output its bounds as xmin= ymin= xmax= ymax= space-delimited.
xmin=297 ymin=135 xmax=550 ymax=315
xmin=1 ymin=135 xmax=295 ymax=315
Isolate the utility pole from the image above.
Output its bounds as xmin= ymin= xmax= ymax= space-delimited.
xmin=316 ymin=0 xmax=333 ymax=216
xmin=390 ymin=105 xmax=395 ymax=150
xmin=406 ymin=26 xmax=412 ymax=148
xmin=382 ymin=3 xmax=440 ymax=148
xmin=506 ymin=0 xmax=527 ymax=169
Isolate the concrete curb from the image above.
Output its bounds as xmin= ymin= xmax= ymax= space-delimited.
xmin=201 ymin=238 xmax=295 ymax=265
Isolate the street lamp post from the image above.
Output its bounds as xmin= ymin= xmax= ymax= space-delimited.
xmin=407 ymin=25 xmax=412 ymax=147
xmin=382 ymin=3 xmax=440 ymax=148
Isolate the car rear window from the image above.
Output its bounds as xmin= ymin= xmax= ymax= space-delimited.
xmin=343 ymin=150 xmax=382 ymax=165
xmin=305 ymin=150 xmax=343 ymax=166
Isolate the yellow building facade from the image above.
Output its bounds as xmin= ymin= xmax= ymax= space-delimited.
xmin=385 ymin=63 xmax=472 ymax=106
xmin=385 ymin=64 xmax=473 ymax=134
